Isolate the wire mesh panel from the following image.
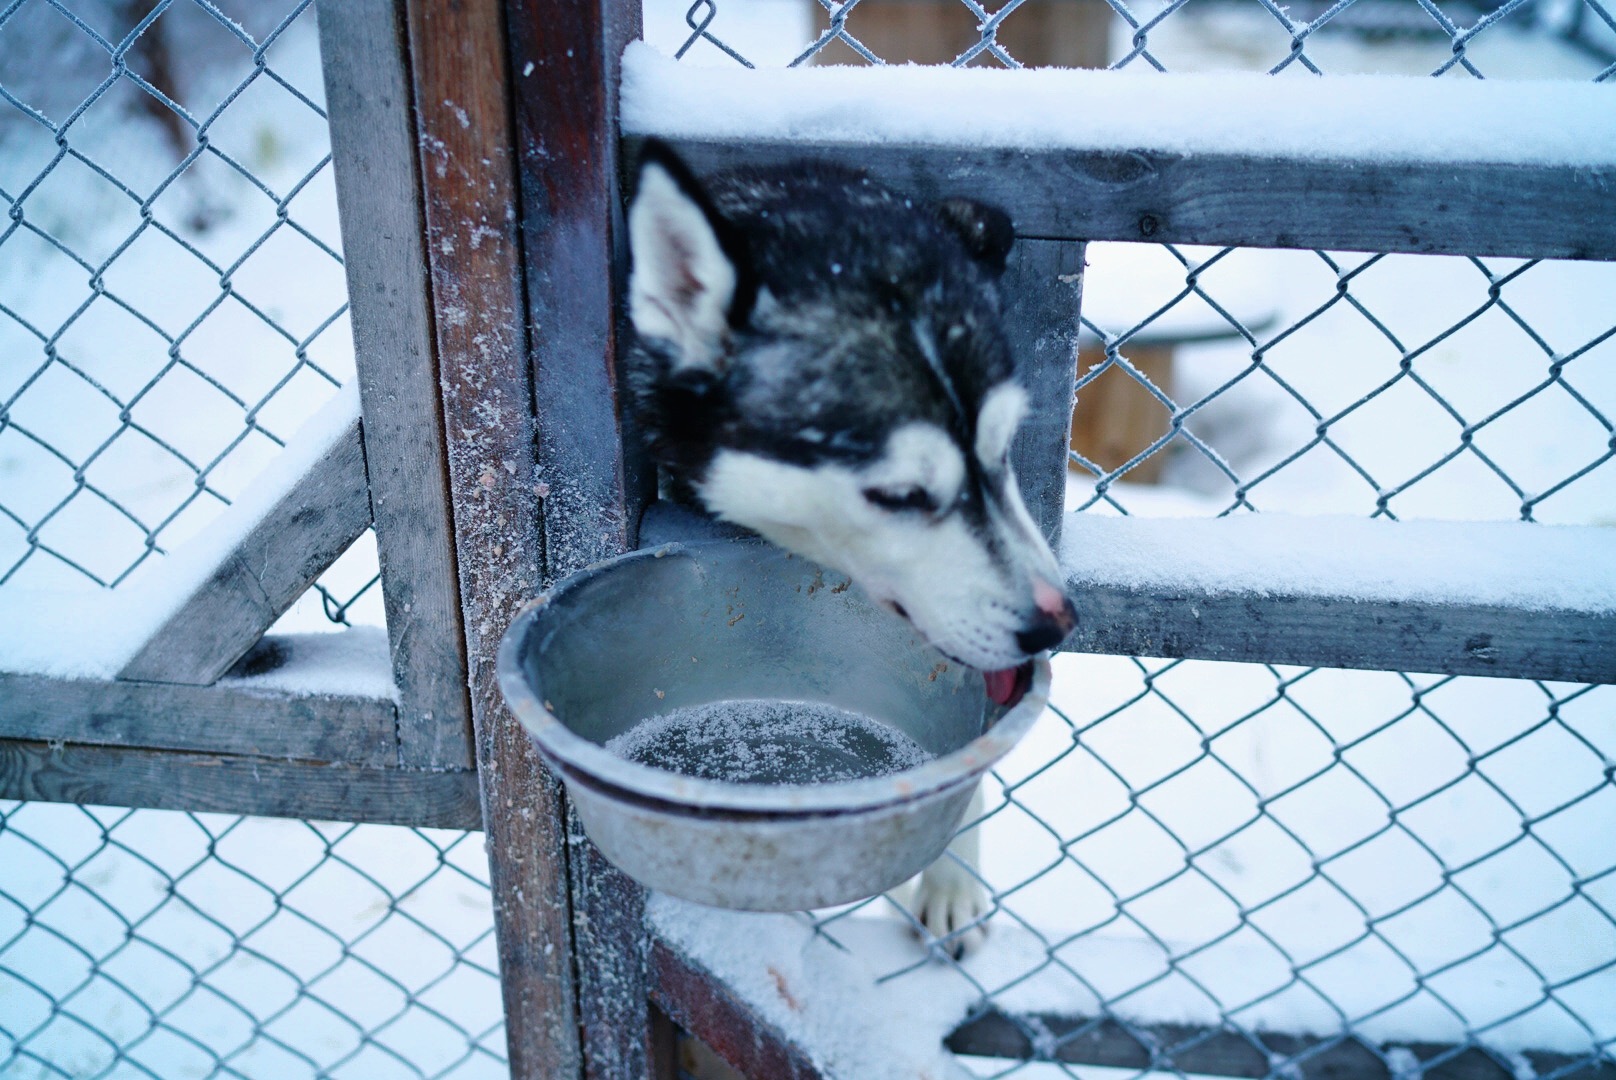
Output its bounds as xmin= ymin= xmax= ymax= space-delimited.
xmin=654 ymin=0 xmax=1614 ymax=77
xmin=0 ymin=0 xmax=379 ymax=629
xmin=0 ymin=801 xmax=506 ymax=1079
xmin=643 ymin=3 xmax=1616 ymax=1077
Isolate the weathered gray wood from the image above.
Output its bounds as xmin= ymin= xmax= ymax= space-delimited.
xmin=0 ymin=671 xmax=396 ymax=766
xmin=650 ymin=934 xmax=826 ymax=1080
xmin=1002 ymin=238 xmax=1084 ymax=546
xmin=317 ymin=0 xmax=473 ymax=769
xmin=644 ymin=139 xmax=1616 ymax=262
xmin=1060 ymin=581 xmax=1615 ymax=683
xmin=569 ymin=804 xmax=657 ymax=1080
xmin=1058 ymin=518 xmax=1616 ymax=684
xmin=403 ymin=0 xmax=583 ymax=1074
xmin=946 ymin=1008 xmax=1616 ymax=1080
xmin=0 ymin=738 xmax=482 ymax=829
xmin=507 ymin=3 xmax=658 ymax=1078
xmin=118 ymin=414 xmax=372 ymax=685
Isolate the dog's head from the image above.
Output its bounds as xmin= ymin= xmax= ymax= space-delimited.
xmin=626 ymin=142 xmax=1075 ymax=699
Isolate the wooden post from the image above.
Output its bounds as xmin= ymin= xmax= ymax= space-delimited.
xmin=504 ymin=3 xmax=658 ymax=1077
xmin=317 ymin=0 xmax=474 ymax=768
xmin=1002 ymin=237 xmax=1086 ymax=543
xmin=400 ymin=0 xmax=582 ymax=1074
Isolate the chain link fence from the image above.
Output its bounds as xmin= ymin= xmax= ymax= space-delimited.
xmin=662 ymin=0 xmax=1615 ymax=76
xmin=1 ymin=3 xmax=503 ymax=1077
xmin=7 ymin=2 xmax=1616 ymax=1078
xmin=0 ymin=801 xmax=506 ymax=1079
xmin=0 ymin=0 xmax=378 ymax=626
xmin=649 ymin=2 xmax=1616 ymax=1077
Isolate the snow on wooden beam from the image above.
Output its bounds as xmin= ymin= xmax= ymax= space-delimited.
xmin=1059 ymin=514 xmax=1616 ymax=684
xmin=946 ymin=1006 xmax=1616 ymax=1079
xmin=117 ymin=388 xmax=373 ymax=686
xmin=650 ymin=935 xmax=827 ymax=1080
xmin=0 ymin=672 xmax=396 ymax=766
xmin=620 ymin=45 xmax=1616 ymax=260
xmin=3 ymin=629 xmax=400 ymax=765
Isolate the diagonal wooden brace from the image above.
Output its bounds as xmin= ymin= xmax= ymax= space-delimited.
xmin=118 ymin=403 xmax=372 ymax=686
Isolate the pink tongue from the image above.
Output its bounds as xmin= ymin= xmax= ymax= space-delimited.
xmin=984 ymin=664 xmax=1031 ymax=707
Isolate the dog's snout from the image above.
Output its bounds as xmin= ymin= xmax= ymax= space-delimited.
xmin=1017 ymin=583 xmax=1077 ymax=655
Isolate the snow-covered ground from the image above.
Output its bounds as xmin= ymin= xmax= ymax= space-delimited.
xmin=3 ymin=1 xmax=1614 ymax=1077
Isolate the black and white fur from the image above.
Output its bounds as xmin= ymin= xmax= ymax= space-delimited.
xmin=626 ymin=142 xmax=1076 ymax=955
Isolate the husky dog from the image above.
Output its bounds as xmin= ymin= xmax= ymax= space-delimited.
xmin=625 ymin=141 xmax=1076 ymax=954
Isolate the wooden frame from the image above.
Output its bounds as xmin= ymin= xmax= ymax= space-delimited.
xmin=642 ymin=136 xmax=1616 ymax=262
xmin=4 ymin=4 xmax=1613 ymax=1079
xmin=0 ymin=0 xmax=481 ymax=824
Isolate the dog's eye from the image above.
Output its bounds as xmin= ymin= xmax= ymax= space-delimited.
xmin=862 ymin=486 xmax=939 ymax=514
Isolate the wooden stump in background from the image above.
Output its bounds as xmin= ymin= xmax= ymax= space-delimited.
xmin=1069 ymin=342 xmax=1175 ymax=484
xmin=810 ymin=0 xmax=1112 ymax=68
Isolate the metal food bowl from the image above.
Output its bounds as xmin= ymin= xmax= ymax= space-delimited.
xmin=496 ymin=540 xmax=1049 ymax=911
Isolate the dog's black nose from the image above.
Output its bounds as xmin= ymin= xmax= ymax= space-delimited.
xmin=1016 ymin=619 xmax=1069 ymax=655
xmin=1017 ymin=587 xmax=1077 ymax=655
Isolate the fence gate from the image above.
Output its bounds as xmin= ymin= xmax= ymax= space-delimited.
xmin=2 ymin=1 xmax=1613 ymax=1078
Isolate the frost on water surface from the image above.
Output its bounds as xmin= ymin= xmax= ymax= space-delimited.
xmin=607 ymin=699 xmax=933 ymax=784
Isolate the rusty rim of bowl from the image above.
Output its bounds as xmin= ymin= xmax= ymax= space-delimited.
xmin=495 ymin=542 xmax=1050 ymax=818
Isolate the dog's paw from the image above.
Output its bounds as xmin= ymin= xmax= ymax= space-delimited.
xmin=912 ymin=857 xmax=990 ymax=960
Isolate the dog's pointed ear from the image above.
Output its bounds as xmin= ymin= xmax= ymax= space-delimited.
xmin=936 ymin=198 xmax=1015 ymax=275
xmin=628 ymin=142 xmax=739 ymax=372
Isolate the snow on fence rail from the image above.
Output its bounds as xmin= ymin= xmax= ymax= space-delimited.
xmin=623 ymin=44 xmax=1616 ymax=261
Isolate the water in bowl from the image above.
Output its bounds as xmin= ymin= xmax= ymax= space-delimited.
xmin=605 ymin=699 xmax=932 ymax=785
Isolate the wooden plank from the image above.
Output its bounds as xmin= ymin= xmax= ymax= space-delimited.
xmin=0 ymin=738 xmax=481 ymax=829
xmin=317 ymin=0 xmax=473 ymax=769
xmin=568 ymin=805 xmax=657 ymax=1080
xmin=0 ymin=671 xmax=396 ymax=766
xmin=401 ymin=0 xmax=581 ymax=1075
xmin=646 ymin=140 xmax=1616 ymax=262
xmin=505 ymin=2 xmax=655 ymax=1077
xmin=1058 ymin=516 xmax=1616 ymax=684
xmin=513 ymin=0 xmax=650 ymax=582
xmin=1061 ymin=581 xmax=1616 ymax=683
xmin=945 ymin=1008 xmax=1616 ymax=1080
xmin=1001 ymin=237 xmax=1084 ymax=545
xmin=118 ymin=413 xmax=372 ymax=685
xmin=650 ymin=935 xmax=827 ymax=1080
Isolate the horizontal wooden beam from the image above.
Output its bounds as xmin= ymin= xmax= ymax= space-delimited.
xmin=621 ymin=55 xmax=1616 ymax=261
xmin=119 ymin=397 xmax=373 ymax=686
xmin=0 ymin=668 xmax=397 ymax=766
xmin=946 ymin=1008 xmax=1616 ymax=1080
xmin=642 ymin=139 xmax=1616 ymax=262
xmin=1059 ymin=514 xmax=1616 ymax=684
xmin=649 ymin=935 xmax=826 ymax=1080
xmin=0 ymin=738 xmax=482 ymax=829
